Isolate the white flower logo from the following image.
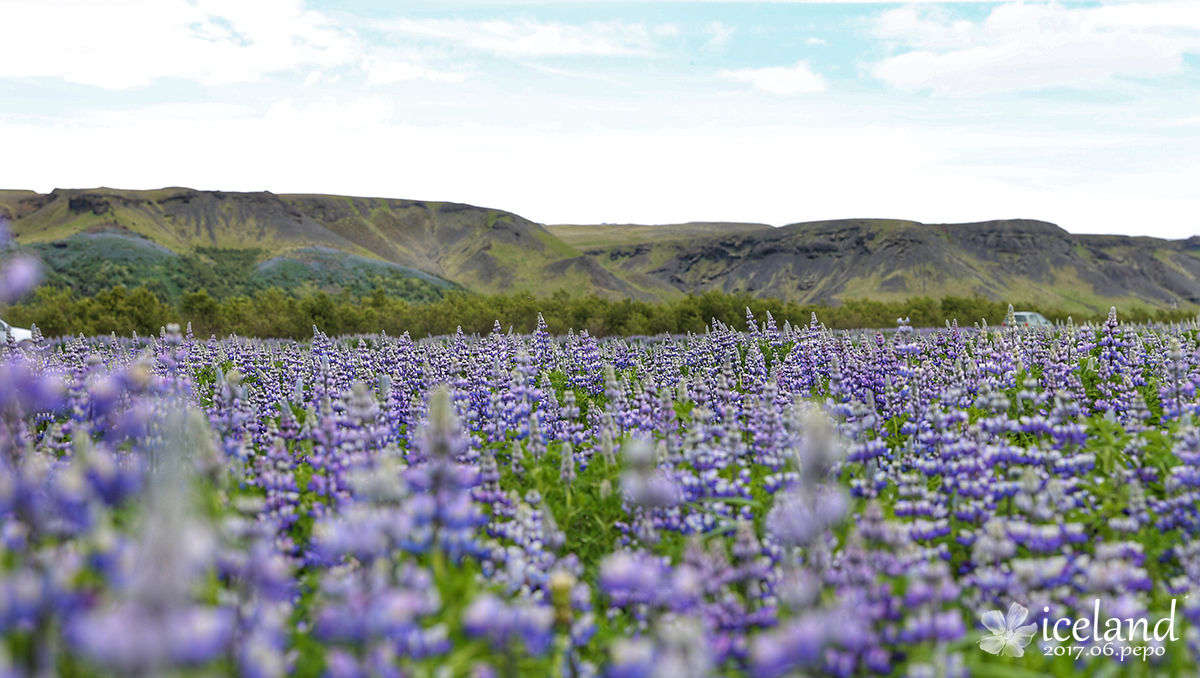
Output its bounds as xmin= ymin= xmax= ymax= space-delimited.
xmin=979 ymin=603 xmax=1038 ymax=657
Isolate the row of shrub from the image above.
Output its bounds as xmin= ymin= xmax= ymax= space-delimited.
xmin=3 ymin=286 xmax=1195 ymax=340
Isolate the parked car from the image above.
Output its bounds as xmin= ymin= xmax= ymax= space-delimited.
xmin=1003 ymin=311 xmax=1053 ymax=328
xmin=0 ymin=319 xmax=31 ymax=345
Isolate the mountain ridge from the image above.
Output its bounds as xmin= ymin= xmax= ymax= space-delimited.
xmin=2 ymin=187 xmax=1198 ymax=314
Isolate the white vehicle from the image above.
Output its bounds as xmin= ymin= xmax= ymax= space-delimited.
xmin=1003 ymin=311 xmax=1053 ymax=328
xmin=0 ymin=319 xmax=31 ymax=345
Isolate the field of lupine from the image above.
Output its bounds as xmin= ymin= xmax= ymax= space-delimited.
xmin=2 ymin=304 xmax=1200 ymax=678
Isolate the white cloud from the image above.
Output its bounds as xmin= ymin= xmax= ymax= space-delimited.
xmin=365 ymin=61 xmax=466 ymax=85
xmin=717 ymin=60 xmax=827 ymax=95
xmin=383 ymin=17 xmax=658 ymax=57
xmin=0 ymin=0 xmax=358 ymax=89
xmin=872 ymin=5 xmax=976 ymax=49
xmin=264 ymin=98 xmax=395 ymax=130
xmin=704 ymin=22 xmax=736 ymax=50
xmin=806 ymin=37 xmax=827 ymax=46
xmin=871 ymin=2 xmax=1200 ymax=95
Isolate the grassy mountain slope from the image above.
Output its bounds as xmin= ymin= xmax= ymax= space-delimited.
xmin=8 ymin=188 xmax=371 ymax=254
xmin=282 ymin=195 xmax=665 ymax=300
xmin=545 ymin=221 xmax=772 ymax=249
xmin=3 ymin=188 xmax=663 ymax=301
xmin=5 ymin=187 xmax=1200 ymax=314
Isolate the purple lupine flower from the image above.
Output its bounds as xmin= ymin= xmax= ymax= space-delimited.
xmin=0 ymin=254 xmax=40 ymax=303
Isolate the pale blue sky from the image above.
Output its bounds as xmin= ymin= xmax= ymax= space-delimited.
xmin=1 ymin=0 xmax=1198 ymax=237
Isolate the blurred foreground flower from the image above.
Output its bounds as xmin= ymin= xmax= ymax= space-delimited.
xmin=68 ymin=407 xmax=233 ymax=674
xmin=0 ymin=255 xmax=40 ymax=304
xmin=0 ymin=220 xmax=41 ymax=303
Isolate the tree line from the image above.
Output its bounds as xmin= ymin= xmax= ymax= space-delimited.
xmin=2 ymin=285 xmax=1195 ymax=340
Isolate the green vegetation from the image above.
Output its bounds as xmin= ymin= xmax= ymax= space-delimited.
xmin=31 ymin=237 xmax=268 ymax=302
xmin=26 ymin=235 xmax=451 ymax=306
xmin=5 ymin=287 xmax=1196 ymax=341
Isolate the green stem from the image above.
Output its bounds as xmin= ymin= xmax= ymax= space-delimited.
xmin=553 ymin=633 xmax=571 ymax=678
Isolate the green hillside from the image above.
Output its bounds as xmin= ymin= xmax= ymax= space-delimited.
xmin=2 ymin=188 xmax=663 ymax=302
xmin=3 ymin=187 xmax=1200 ymax=315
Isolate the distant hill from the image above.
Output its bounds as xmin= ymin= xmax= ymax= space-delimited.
xmin=0 ymin=187 xmax=669 ymax=302
xmin=556 ymin=218 xmax=1200 ymax=314
xmin=2 ymin=187 xmax=1199 ymax=314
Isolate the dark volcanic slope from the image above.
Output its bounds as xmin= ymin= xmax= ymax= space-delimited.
xmin=639 ymin=218 xmax=1200 ymax=312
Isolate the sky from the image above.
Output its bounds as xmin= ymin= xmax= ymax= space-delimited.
xmin=0 ymin=1 xmax=1198 ymax=238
